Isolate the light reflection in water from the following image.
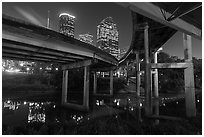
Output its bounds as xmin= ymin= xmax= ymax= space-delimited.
xmin=70 ymin=114 xmax=84 ymax=124
xmin=28 ymin=102 xmax=46 ymax=123
xmin=96 ymin=99 xmax=105 ymax=106
xmin=3 ymin=100 xmax=21 ymax=110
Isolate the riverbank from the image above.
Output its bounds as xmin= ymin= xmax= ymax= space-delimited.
xmin=2 ymin=71 xmax=58 ymax=99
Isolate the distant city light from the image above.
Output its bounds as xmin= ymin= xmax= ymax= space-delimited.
xmin=26 ymin=68 xmax=30 ymax=71
xmin=139 ymin=103 xmax=143 ymax=107
xmin=40 ymin=67 xmax=42 ymax=70
xmin=59 ymin=13 xmax=76 ymax=18
xmin=96 ymin=100 xmax=100 ymax=106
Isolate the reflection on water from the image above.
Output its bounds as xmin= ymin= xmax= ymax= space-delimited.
xmin=2 ymin=92 xmax=201 ymax=134
xmin=28 ymin=102 xmax=46 ymax=123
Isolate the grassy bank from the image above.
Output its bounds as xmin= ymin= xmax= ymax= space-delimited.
xmin=2 ymin=72 xmax=57 ymax=99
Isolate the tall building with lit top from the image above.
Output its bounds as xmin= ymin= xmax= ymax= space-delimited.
xmin=97 ymin=17 xmax=119 ymax=58
xmin=79 ymin=33 xmax=94 ymax=45
xmin=118 ymin=48 xmax=127 ymax=59
xmin=59 ymin=13 xmax=75 ymax=37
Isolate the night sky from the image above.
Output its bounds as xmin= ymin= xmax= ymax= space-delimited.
xmin=2 ymin=2 xmax=202 ymax=59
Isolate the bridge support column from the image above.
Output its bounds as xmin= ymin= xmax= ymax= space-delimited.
xmin=61 ymin=70 xmax=68 ymax=104
xmin=110 ymin=70 xmax=113 ymax=96
xmin=183 ymin=33 xmax=196 ymax=117
xmin=83 ymin=66 xmax=90 ymax=110
xmin=154 ymin=51 xmax=159 ymax=98
xmin=93 ymin=71 xmax=97 ymax=95
xmin=135 ymin=51 xmax=140 ymax=97
xmin=153 ymin=51 xmax=159 ymax=124
xmin=126 ymin=61 xmax=129 ymax=85
xmin=144 ymin=23 xmax=152 ymax=116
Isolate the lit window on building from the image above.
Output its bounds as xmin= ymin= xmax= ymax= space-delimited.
xmin=59 ymin=13 xmax=75 ymax=38
xmin=96 ymin=17 xmax=119 ymax=59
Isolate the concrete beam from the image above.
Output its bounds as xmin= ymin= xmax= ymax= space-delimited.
xmin=62 ymin=59 xmax=98 ymax=70
xmin=151 ymin=62 xmax=191 ymax=69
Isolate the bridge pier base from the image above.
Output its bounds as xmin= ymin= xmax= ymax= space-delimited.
xmin=135 ymin=51 xmax=140 ymax=97
xmin=93 ymin=69 xmax=114 ymax=97
xmin=144 ymin=23 xmax=152 ymax=116
xmin=61 ymin=70 xmax=68 ymax=104
xmin=83 ymin=66 xmax=90 ymax=110
xmin=110 ymin=70 xmax=113 ymax=96
xmin=93 ymin=71 xmax=97 ymax=95
xmin=61 ymin=60 xmax=95 ymax=111
xmin=183 ymin=33 xmax=196 ymax=117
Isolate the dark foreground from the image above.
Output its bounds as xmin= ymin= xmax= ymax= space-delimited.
xmin=2 ymin=91 xmax=202 ymax=135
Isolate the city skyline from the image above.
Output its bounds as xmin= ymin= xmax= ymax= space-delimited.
xmin=2 ymin=2 xmax=202 ymax=59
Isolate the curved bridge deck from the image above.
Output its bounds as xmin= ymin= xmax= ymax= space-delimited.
xmin=2 ymin=14 xmax=118 ymax=70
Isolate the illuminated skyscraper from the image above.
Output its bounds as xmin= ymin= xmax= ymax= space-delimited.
xmin=97 ymin=17 xmax=119 ymax=58
xmin=118 ymin=48 xmax=127 ymax=59
xmin=79 ymin=33 xmax=94 ymax=45
xmin=59 ymin=13 xmax=75 ymax=37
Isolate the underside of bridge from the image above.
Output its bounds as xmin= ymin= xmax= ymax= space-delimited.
xmin=118 ymin=2 xmax=201 ymax=117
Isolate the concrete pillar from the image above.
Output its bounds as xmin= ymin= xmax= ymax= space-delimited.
xmin=135 ymin=51 xmax=140 ymax=97
xmin=183 ymin=33 xmax=196 ymax=117
xmin=138 ymin=98 xmax=142 ymax=122
xmin=93 ymin=71 xmax=97 ymax=95
xmin=61 ymin=70 xmax=68 ymax=104
xmin=144 ymin=23 xmax=152 ymax=116
xmin=83 ymin=66 xmax=90 ymax=109
xmin=110 ymin=70 xmax=113 ymax=96
xmin=154 ymin=51 xmax=159 ymax=98
xmin=154 ymin=98 xmax=160 ymax=125
xmin=126 ymin=61 xmax=129 ymax=85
